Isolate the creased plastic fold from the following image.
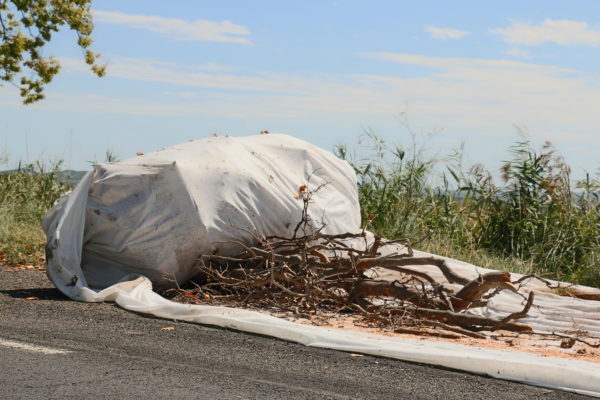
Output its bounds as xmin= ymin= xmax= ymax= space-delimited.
xmin=43 ymin=134 xmax=600 ymax=397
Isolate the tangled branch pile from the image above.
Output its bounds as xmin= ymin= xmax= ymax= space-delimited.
xmin=169 ymin=188 xmax=536 ymax=340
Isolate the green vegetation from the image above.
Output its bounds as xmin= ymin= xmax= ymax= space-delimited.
xmin=0 ymin=0 xmax=105 ymax=104
xmin=0 ymin=161 xmax=71 ymax=266
xmin=336 ymin=134 xmax=600 ymax=287
xmin=1 ymin=137 xmax=598 ymax=287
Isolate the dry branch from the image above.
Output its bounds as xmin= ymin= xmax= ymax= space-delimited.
xmin=168 ymin=185 xmax=540 ymax=340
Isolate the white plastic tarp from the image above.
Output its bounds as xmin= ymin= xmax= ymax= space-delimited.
xmin=43 ymin=134 xmax=360 ymax=298
xmin=43 ymin=134 xmax=600 ymax=396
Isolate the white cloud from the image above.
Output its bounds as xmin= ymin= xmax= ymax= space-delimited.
xmin=196 ymin=62 xmax=241 ymax=72
xmin=363 ymin=53 xmax=599 ymax=131
xmin=364 ymin=52 xmax=574 ymax=75
xmin=425 ymin=25 xmax=469 ymax=40
xmin=505 ymin=48 xmax=532 ymax=59
xmin=491 ymin=19 xmax=600 ymax=47
xmin=171 ymin=91 xmax=197 ymax=98
xmin=92 ymin=10 xmax=251 ymax=44
xmin=60 ymin=57 xmax=290 ymax=92
xmin=21 ymin=53 xmax=600 ymax=152
xmin=4 ymin=50 xmax=599 ymax=176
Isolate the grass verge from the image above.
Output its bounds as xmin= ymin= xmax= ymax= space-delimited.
xmin=0 ymin=162 xmax=71 ymax=269
xmin=337 ymin=134 xmax=600 ymax=287
xmin=1 ymin=137 xmax=598 ymax=287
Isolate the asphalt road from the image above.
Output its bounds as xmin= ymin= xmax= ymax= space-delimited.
xmin=0 ymin=267 xmax=589 ymax=399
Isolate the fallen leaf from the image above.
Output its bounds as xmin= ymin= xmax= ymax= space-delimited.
xmin=161 ymin=326 xmax=175 ymax=331
xmin=350 ymin=353 xmax=363 ymax=357
xmin=24 ymin=297 xmax=39 ymax=301
xmin=182 ymin=291 xmax=200 ymax=300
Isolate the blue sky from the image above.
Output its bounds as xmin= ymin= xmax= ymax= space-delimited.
xmin=1 ymin=0 xmax=599 ymax=180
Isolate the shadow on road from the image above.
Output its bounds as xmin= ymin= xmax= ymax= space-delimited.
xmin=0 ymin=287 xmax=69 ymax=301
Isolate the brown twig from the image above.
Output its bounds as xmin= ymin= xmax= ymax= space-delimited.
xmin=169 ymin=185 xmax=540 ymax=340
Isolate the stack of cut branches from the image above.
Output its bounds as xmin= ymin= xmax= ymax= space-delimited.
xmin=168 ymin=187 xmax=536 ymax=340
xmin=189 ymin=232 xmax=534 ymax=339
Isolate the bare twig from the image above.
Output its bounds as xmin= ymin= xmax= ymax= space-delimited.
xmin=165 ymin=185 xmax=543 ymax=340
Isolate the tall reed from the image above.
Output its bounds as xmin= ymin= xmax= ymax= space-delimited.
xmin=0 ymin=161 xmax=71 ymax=266
xmin=337 ymin=135 xmax=600 ymax=286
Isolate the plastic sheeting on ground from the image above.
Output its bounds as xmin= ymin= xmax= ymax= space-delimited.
xmin=43 ymin=134 xmax=600 ymax=396
xmin=376 ymin=249 xmax=600 ymax=337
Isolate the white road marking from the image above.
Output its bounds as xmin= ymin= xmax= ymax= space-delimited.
xmin=0 ymin=337 xmax=71 ymax=355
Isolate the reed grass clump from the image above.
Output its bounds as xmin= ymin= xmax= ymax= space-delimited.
xmin=1 ymin=139 xmax=598 ymax=287
xmin=337 ymin=135 xmax=600 ymax=287
xmin=0 ymin=162 xmax=71 ymax=266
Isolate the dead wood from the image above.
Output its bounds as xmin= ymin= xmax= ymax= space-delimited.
xmin=393 ymin=327 xmax=462 ymax=339
xmin=420 ymin=320 xmax=487 ymax=339
xmin=357 ymin=256 xmax=470 ymax=285
xmin=489 ymin=291 xmax=535 ymax=331
xmin=513 ymin=274 xmax=600 ymax=301
xmin=350 ymin=280 xmax=448 ymax=310
xmin=167 ymin=184 xmax=542 ymax=341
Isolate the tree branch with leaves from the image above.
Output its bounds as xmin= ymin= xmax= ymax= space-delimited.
xmin=0 ymin=0 xmax=105 ymax=104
